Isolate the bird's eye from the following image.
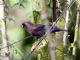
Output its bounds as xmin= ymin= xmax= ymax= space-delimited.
xmin=22 ymin=23 xmax=25 ymax=28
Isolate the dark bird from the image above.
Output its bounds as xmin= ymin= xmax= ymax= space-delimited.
xmin=22 ymin=22 xmax=67 ymax=39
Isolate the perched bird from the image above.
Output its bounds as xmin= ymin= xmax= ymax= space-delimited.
xmin=22 ymin=22 xmax=66 ymax=39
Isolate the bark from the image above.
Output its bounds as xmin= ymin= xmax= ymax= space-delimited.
xmin=0 ymin=0 xmax=10 ymax=60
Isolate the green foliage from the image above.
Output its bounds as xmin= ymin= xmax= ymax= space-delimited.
xmin=56 ymin=45 xmax=63 ymax=60
xmin=9 ymin=0 xmax=19 ymax=6
xmin=76 ymin=48 xmax=80 ymax=60
xmin=78 ymin=29 xmax=80 ymax=48
xmin=36 ymin=43 xmax=51 ymax=60
xmin=33 ymin=10 xmax=40 ymax=24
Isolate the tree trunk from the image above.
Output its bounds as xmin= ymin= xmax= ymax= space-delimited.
xmin=0 ymin=0 xmax=10 ymax=60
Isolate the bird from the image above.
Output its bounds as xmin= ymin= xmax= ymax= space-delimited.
xmin=22 ymin=22 xmax=67 ymax=39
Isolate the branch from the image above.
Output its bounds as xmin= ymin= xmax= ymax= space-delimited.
xmin=71 ymin=6 xmax=80 ymax=60
xmin=0 ymin=0 xmax=10 ymax=60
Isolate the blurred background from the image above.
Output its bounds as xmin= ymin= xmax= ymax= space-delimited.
xmin=0 ymin=0 xmax=80 ymax=60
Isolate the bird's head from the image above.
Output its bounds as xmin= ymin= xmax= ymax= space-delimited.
xmin=22 ymin=23 xmax=26 ymax=28
xmin=22 ymin=22 xmax=32 ymax=28
xmin=22 ymin=22 xmax=35 ymax=34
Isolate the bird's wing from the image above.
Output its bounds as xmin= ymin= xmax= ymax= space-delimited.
xmin=34 ymin=25 xmax=45 ymax=31
xmin=32 ymin=25 xmax=45 ymax=38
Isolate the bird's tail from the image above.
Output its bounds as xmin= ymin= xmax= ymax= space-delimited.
xmin=59 ymin=29 xmax=68 ymax=32
xmin=50 ymin=26 xmax=68 ymax=32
